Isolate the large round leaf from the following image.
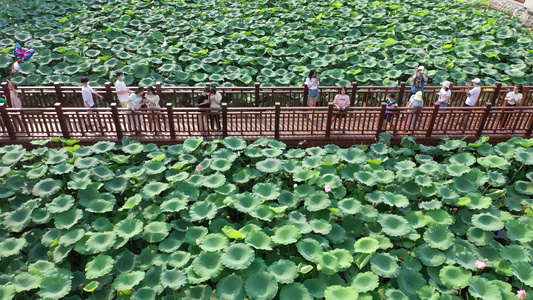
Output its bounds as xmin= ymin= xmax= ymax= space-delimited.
xmin=221 ymin=243 xmax=255 ymax=270
xmin=244 ymin=271 xmax=278 ymax=300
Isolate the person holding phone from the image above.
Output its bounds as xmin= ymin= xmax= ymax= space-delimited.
xmin=407 ymin=66 xmax=428 ymax=104
xmin=304 ymin=69 xmax=320 ymax=119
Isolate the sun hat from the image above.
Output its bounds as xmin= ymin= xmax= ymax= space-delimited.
xmin=472 ymin=78 xmax=481 ymax=84
xmin=417 ymin=66 xmax=425 ymax=71
xmin=414 ymin=91 xmax=423 ymax=101
xmin=442 ymin=81 xmax=451 ymax=88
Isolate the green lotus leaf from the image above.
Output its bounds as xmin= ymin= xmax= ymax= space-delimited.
xmin=309 ymin=219 xmax=333 ymax=235
xmin=200 ymin=233 xmax=229 ymax=252
xmin=453 ymin=177 xmax=477 ymax=195
xmin=4 ymin=206 xmax=32 ymax=232
xmin=500 ymin=245 xmax=529 ymax=262
xmin=219 ymin=243 xmax=255 ymax=270
xmin=85 ymin=254 xmax=115 ymax=279
xmin=370 ymin=253 xmax=400 ymax=278
xmin=468 ymin=276 xmax=501 ymax=300
xmin=272 ymin=225 xmax=301 ymax=245
xmin=233 ymin=192 xmax=262 ymax=213
xmin=268 ymin=259 xmax=298 ymax=284
xmin=57 ymin=228 xmax=84 ymax=247
xmin=261 ymin=148 xmax=284 ymax=158
xmin=142 ymin=222 xmax=171 ymax=243
xmin=0 ymin=237 xmax=25 ymax=258
xmin=91 ymin=166 xmax=115 ymax=181
xmin=82 ymin=281 xmax=99 ymax=293
xmin=143 ymin=161 xmax=166 ymax=175
xmin=477 ymin=155 xmax=510 ymax=170
xmin=161 ymin=268 xmax=187 ymax=290
xmin=40 ymin=274 xmax=72 ymax=299
xmin=113 ymin=271 xmax=145 ymax=291
xmin=297 ymin=238 xmax=323 ymax=262
xmin=86 ymin=198 xmax=114 ymax=213
xmin=353 ymin=171 xmax=377 ymax=186
xmin=190 ymin=201 xmax=218 ymax=221
xmin=192 ymin=252 xmax=224 ymax=279
xmin=168 ymin=251 xmax=191 ymax=268
xmin=514 ymin=147 xmax=533 ymax=165
xmin=10 ymin=272 xmax=41 ymax=293
xmin=379 ymin=214 xmax=411 ymax=237
xmin=160 ymin=195 xmax=188 ymax=213
xmin=85 ymin=232 xmax=116 ymax=253
xmin=245 ymin=271 xmax=278 ymax=300
xmin=105 ymin=176 xmax=128 ymax=194
xmin=466 ymin=227 xmax=492 ymax=246
xmin=324 ymin=285 xmax=357 ymax=300
xmin=424 ymin=209 xmax=454 ymax=226
xmin=253 ymin=183 xmax=280 ymax=200
xmin=114 ymin=219 xmax=143 ymax=240
xmin=354 ymin=237 xmax=380 ymax=254
xmin=423 ymin=225 xmax=454 ymax=250
xmin=256 ymin=158 xmax=283 ymax=173
xmin=316 ymin=252 xmax=340 ymax=275
xmin=338 ymin=148 xmax=367 ymax=164
xmin=303 ymin=278 xmax=326 ymax=299
xmin=446 ymin=164 xmax=471 ymax=176
xmin=122 ymin=143 xmax=144 ymax=154
xmin=280 ymin=283 xmax=312 ymax=300
xmin=50 ymin=162 xmax=75 ymax=175
xmin=464 ymin=192 xmax=492 ymax=210
xmin=91 ymin=141 xmax=115 ymax=153
xmin=414 ymin=244 xmax=446 ymax=267
xmin=471 ymin=213 xmax=504 ymax=231
xmin=33 ymin=178 xmax=63 ymax=198
xmin=202 ymin=172 xmax=226 ymax=189
xmin=514 ymin=180 xmax=533 ymax=195
xmin=55 ymin=209 xmax=83 ymax=229
xmin=26 ymin=165 xmax=48 ymax=179
xmin=439 ymin=265 xmax=472 ymax=289
xmin=505 ymin=219 xmax=533 ymax=243
xmin=382 ymin=192 xmax=409 ymax=208
xmin=216 ymin=275 xmax=245 ymax=300
xmin=210 ymin=158 xmax=233 ymax=172
xmin=317 ymin=174 xmax=342 ymax=189
xmin=337 ymin=198 xmax=361 ymax=215
xmin=74 ymin=157 xmax=99 ymax=169
xmin=2 ymin=149 xmax=26 ymax=165
xmin=511 ymin=262 xmax=533 ymax=286
xmin=245 ymin=230 xmax=274 ymax=250
xmin=293 ymin=168 xmax=315 ymax=182
xmin=351 ymin=271 xmax=379 ymax=293
xmin=141 ymin=181 xmax=168 ymax=198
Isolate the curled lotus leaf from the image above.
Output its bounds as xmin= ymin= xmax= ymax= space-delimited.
xmin=297 ymin=238 xmax=323 ymax=262
xmin=200 ymin=233 xmax=229 ymax=252
xmin=161 ymin=268 xmax=187 ymax=290
xmin=85 ymin=255 xmax=115 ymax=279
xmin=190 ymin=201 xmax=218 ymax=221
xmin=304 ymin=191 xmax=331 ymax=212
xmin=10 ymin=273 xmax=41 ymax=293
xmin=268 ymin=259 xmax=299 ymax=284
xmin=471 ymin=213 xmax=504 ymax=231
xmin=316 ymin=252 xmax=340 ymax=275
xmin=272 ymin=225 xmax=301 ymax=245
xmin=439 ymin=265 xmax=472 ymax=289
xmin=351 ymin=271 xmax=379 ymax=293
xmin=192 ymin=252 xmax=224 ymax=279
xmin=112 ymin=271 xmax=145 ymax=292
xmin=253 ymin=182 xmax=281 ymax=200
xmin=280 ymin=283 xmax=312 ymax=300
xmin=370 ymin=253 xmax=400 ymax=278
xmin=256 ymin=158 xmax=283 ymax=173
xmin=379 ymin=214 xmax=411 ymax=237
xmin=244 ymin=271 xmax=278 ymax=300
xmin=354 ymin=237 xmax=380 ymax=254
xmin=216 ymin=275 xmax=246 ymax=300
xmin=40 ymin=274 xmax=72 ymax=299
xmin=0 ymin=237 xmax=26 ymax=258
xmin=468 ymin=276 xmax=502 ymax=299
xmin=245 ymin=230 xmax=274 ymax=250
xmin=423 ymin=225 xmax=454 ymax=250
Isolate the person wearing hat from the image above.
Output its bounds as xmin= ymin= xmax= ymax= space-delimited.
xmin=407 ymin=66 xmax=428 ymax=103
xmin=407 ymin=91 xmax=424 ymax=128
xmin=436 ymin=81 xmax=452 ymax=107
xmin=115 ymin=71 xmax=131 ymax=108
xmin=464 ymin=78 xmax=481 ymax=107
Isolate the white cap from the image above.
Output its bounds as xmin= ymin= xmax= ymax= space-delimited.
xmin=472 ymin=78 xmax=481 ymax=84
xmin=442 ymin=81 xmax=451 ymax=88
xmin=417 ymin=66 xmax=425 ymax=71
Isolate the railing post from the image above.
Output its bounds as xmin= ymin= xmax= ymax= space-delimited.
xmin=104 ymin=82 xmax=114 ymax=105
xmin=1 ymin=82 xmax=11 ymax=106
xmin=255 ymin=82 xmax=260 ymax=107
xmin=449 ymin=82 xmax=455 ymax=106
xmin=110 ymin=103 xmax=123 ymax=141
xmin=398 ymin=82 xmax=406 ymax=106
xmin=376 ymin=102 xmax=388 ymax=139
xmin=0 ymin=103 xmax=16 ymax=140
xmin=491 ymin=82 xmax=502 ymax=106
xmin=476 ymin=102 xmax=492 ymax=138
xmin=325 ymin=102 xmax=334 ymax=138
xmin=54 ymin=103 xmax=70 ymax=139
xmin=303 ymin=84 xmax=309 ymax=107
xmin=166 ymin=103 xmax=176 ymax=140
xmin=155 ymin=82 xmax=164 ymax=107
xmin=525 ymin=110 xmax=533 ymax=137
xmin=221 ymin=103 xmax=228 ymax=138
xmin=274 ymin=102 xmax=281 ymax=139
xmin=426 ymin=104 xmax=440 ymax=138
xmin=54 ymin=82 xmax=65 ymax=106
xmin=350 ymin=82 xmax=358 ymax=106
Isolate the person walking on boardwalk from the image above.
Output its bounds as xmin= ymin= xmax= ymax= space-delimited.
xmin=461 ymin=78 xmax=482 ymax=127
xmin=304 ymin=69 xmax=320 ymax=119
xmin=407 ymin=66 xmax=428 ymax=103
xmin=115 ymin=71 xmax=131 ymax=108
xmin=81 ymin=76 xmax=104 ymax=110
xmin=500 ymin=84 xmax=523 ymax=128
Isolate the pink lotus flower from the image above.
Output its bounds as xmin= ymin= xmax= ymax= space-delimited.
xmin=475 ymin=260 xmax=486 ymax=270
xmin=197 ymin=165 xmax=203 ymax=171
xmin=324 ymin=185 xmax=332 ymax=192
xmin=138 ymin=206 xmax=142 ymax=211
xmin=517 ymin=290 xmax=526 ymax=299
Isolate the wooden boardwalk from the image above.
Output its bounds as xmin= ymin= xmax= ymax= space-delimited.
xmin=1 ymin=103 xmax=532 ymax=147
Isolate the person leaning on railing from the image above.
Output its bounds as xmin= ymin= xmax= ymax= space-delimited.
xmin=383 ymin=93 xmax=399 ymax=129
xmin=435 ymin=81 xmax=452 ymax=107
xmin=500 ymin=84 xmax=523 ymax=128
xmin=6 ymin=79 xmax=22 ymax=108
xmin=331 ymin=86 xmax=350 ymax=132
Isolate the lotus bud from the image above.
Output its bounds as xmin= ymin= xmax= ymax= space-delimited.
xmin=79 ymin=283 xmax=85 ymax=288
xmin=453 ymin=207 xmax=458 ymax=212
xmin=293 ymin=184 xmax=298 ymax=188
xmin=362 ymin=232 xmax=367 ymax=236
xmin=399 ymin=257 xmax=404 ymax=261
xmin=474 ymin=260 xmax=486 ymax=270
xmin=517 ymin=290 xmax=526 ymax=299
xmin=324 ymin=185 xmax=332 ymax=192
xmin=138 ymin=206 xmax=142 ymax=210
xmin=197 ymin=165 xmax=203 ymax=171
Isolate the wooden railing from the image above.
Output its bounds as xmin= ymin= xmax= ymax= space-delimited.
xmin=2 ymin=81 xmax=532 ymax=109
xmin=1 ymin=102 xmax=532 ymax=147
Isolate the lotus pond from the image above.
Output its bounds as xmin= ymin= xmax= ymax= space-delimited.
xmin=0 ymin=135 xmax=532 ymax=299
xmin=0 ymin=0 xmax=532 ymax=88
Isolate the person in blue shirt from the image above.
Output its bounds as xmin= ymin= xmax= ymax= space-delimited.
xmin=384 ymin=93 xmax=399 ymax=127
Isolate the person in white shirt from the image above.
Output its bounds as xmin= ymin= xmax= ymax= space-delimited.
xmin=81 ymin=76 xmax=103 ymax=109
xmin=304 ymin=69 xmax=320 ymax=110
xmin=501 ymin=84 xmax=523 ymax=128
xmin=407 ymin=91 xmax=424 ymax=129
xmin=331 ymin=86 xmax=350 ymax=131
xmin=464 ymin=78 xmax=481 ymax=107
xmin=436 ymin=81 xmax=452 ymax=107
xmin=115 ymin=71 xmax=131 ymax=107
xmin=209 ymin=86 xmax=222 ymax=130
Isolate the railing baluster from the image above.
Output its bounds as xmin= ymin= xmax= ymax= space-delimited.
xmin=166 ymin=103 xmax=176 ymax=140
xmin=476 ymin=102 xmax=492 ymax=138
xmin=376 ymin=103 xmax=387 ymax=139
xmin=54 ymin=83 xmax=65 ymax=106
xmin=222 ymin=103 xmax=228 ymax=138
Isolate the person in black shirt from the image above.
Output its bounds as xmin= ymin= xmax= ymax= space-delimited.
xmin=197 ymin=87 xmax=210 ymax=133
